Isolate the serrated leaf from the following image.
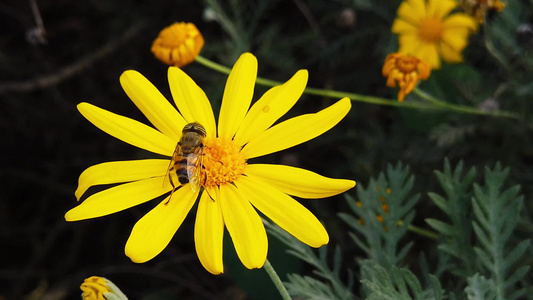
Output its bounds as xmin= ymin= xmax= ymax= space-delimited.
xmin=471 ymin=163 xmax=529 ymax=300
xmin=343 ymin=162 xmax=419 ymax=268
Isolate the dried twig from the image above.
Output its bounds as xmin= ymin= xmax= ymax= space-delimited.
xmin=0 ymin=22 xmax=146 ymax=94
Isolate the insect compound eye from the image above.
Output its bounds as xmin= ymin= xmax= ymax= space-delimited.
xmin=182 ymin=122 xmax=207 ymax=137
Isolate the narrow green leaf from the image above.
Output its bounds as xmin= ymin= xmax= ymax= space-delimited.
xmin=427 ymin=192 xmax=451 ymax=215
xmin=426 ymin=218 xmax=454 ymax=236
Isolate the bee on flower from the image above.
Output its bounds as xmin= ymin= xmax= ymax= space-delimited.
xmin=382 ymin=52 xmax=431 ymax=102
xmin=65 ymin=53 xmax=355 ymax=275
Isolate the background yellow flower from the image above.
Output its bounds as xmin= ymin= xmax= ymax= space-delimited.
xmin=392 ymin=0 xmax=478 ymax=69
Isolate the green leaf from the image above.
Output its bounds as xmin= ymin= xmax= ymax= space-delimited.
xmin=426 ymin=218 xmax=455 ymax=236
xmin=361 ymin=260 xmax=443 ymax=300
xmin=471 ymin=163 xmax=530 ymax=300
xmin=266 ymin=221 xmax=356 ymax=300
xmin=465 ymin=274 xmax=497 ymax=300
xmin=427 ymin=159 xmax=477 ymax=276
xmin=341 ymin=162 xmax=419 ymax=267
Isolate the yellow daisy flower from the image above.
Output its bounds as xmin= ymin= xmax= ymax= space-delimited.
xmin=392 ymin=0 xmax=478 ymax=69
xmin=65 ymin=53 xmax=355 ymax=275
xmin=151 ymin=22 xmax=204 ymax=67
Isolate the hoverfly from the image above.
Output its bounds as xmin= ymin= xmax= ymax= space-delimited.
xmin=165 ymin=122 xmax=207 ymax=202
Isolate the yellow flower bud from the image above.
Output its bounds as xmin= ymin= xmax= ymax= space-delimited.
xmin=151 ymin=22 xmax=204 ymax=67
xmin=382 ymin=53 xmax=431 ymax=102
xmin=81 ymin=276 xmax=127 ymax=300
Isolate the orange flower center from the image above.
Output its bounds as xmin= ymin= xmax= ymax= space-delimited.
xmin=202 ymin=137 xmax=247 ymax=187
xmin=396 ymin=55 xmax=419 ymax=73
xmin=418 ymin=18 xmax=444 ymax=43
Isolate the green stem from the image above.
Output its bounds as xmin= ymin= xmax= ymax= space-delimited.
xmin=263 ymin=259 xmax=292 ymax=300
xmin=413 ymin=88 xmax=520 ymax=120
xmin=483 ymin=21 xmax=512 ymax=74
xmin=195 ymin=55 xmax=520 ymax=120
xmin=402 ymin=221 xmax=440 ymax=240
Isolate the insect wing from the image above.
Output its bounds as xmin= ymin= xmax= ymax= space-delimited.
xmin=163 ymin=145 xmax=181 ymax=189
xmin=186 ymin=147 xmax=204 ymax=192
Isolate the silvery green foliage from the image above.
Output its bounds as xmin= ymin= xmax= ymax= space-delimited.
xmin=268 ymin=160 xmax=532 ymax=300
xmin=465 ymin=274 xmax=497 ymax=300
xmin=361 ymin=260 xmax=443 ymax=300
xmin=339 ymin=162 xmax=419 ymax=267
xmin=266 ymin=221 xmax=356 ymax=300
xmin=426 ymin=159 xmax=477 ymax=277
xmin=471 ymin=163 xmax=530 ymax=300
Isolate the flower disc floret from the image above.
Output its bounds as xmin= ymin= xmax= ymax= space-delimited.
xmin=202 ymin=137 xmax=246 ymax=187
xmin=418 ymin=19 xmax=444 ymax=43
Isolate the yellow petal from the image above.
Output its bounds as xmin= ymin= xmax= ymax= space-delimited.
xmin=125 ymin=187 xmax=197 ymax=263
xmin=77 ymin=103 xmax=176 ymax=156
xmin=426 ymin=0 xmax=457 ymax=19
xmin=194 ymin=187 xmax=224 ymax=274
xmin=75 ymin=159 xmax=170 ymax=200
xmin=443 ymin=14 xmax=478 ymax=32
xmin=217 ymin=53 xmax=258 ymax=139
xmin=167 ymin=67 xmax=217 ymax=139
xmin=418 ymin=43 xmax=441 ymax=69
xmin=392 ymin=18 xmax=418 ymax=34
xmin=397 ymin=33 xmax=423 ymax=55
xmin=397 ymin=0 xmax=425 ymax=24
xmin=120 ymin=70 xmax=186 ymax=141
xmin=65 ymin=177 xmax=170 ymax=221
xmin=441 ymin=29 xmax=469 ymax=51
xmin=242 ymin=97 xmax=351 ymax=159
xmin=235 ymin=175 xmax=329 ymax=247
xmin=233 ymin=70 xmax=308 ymax=147
xmin=219 ymin=184 xmax=267 ymax=269
xmin=439 ymin=41 xmax=464 ymax=63
xmin=245 ymin=164 xmax=355 ymax=199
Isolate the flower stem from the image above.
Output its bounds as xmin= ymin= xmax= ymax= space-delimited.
xmin=483 ymin=21 xmax=512 ymax=74
xmin=263 ymin=259 xmax=291 ymax=300
xmin=195 ymin=55 xmax=520 ymax=120
xmin=399 ymin=221 xmax=439 ymax=240
xmin=413 ymin=88 xmax=520 ymax=120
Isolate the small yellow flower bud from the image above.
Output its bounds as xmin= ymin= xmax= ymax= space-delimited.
xmin=382 ymin=53 xmax=431 ymax=102
xmin=151 ymin=22 xmax=204 ymax=67
xmin=81 ymin=276 xmax=127 ymax=300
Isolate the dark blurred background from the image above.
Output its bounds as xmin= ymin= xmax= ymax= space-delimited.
xmin=1 ymin=0 xmax=532 ymax=299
